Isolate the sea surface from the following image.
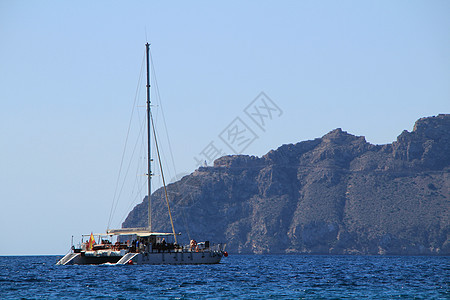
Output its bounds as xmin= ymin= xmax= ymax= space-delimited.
xmin=0 ymin=255 xmax=448 ymax=299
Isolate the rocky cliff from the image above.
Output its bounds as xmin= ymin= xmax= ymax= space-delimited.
xmin=123 ymin=114 xmax=450 ymax=255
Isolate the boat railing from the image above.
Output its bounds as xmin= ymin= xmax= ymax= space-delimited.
xmin=181 ymin=243 xmax=225 ymax=253
xmin=75 ymin=241 xmax=225 ymax=254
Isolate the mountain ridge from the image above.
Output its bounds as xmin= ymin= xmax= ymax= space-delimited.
xmin=123 ymin=114 xmax=450 ymax=255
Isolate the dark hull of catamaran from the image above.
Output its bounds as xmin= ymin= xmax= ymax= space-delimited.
xmin=56 ymin=252 xmax=122 ymax=265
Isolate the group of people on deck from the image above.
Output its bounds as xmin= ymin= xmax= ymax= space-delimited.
xmin=81 ymin=237 xmax=208 ymax=253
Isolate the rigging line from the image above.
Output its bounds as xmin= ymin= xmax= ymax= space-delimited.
xmin=147 ymin=62 xmax=170 ymax=181
xmin=107 ymin=52 xmax=146 ymax=230
xmin=115 ymin=128 xmax=147 ymax=229
xmin=118 ymin=177 xmax=148 ymax=229
xmin=110 ymin=113 xmax=147 ymax=227
xmin=130 ymin=127 xmax=144 ymax=196
xmin=149 ymin=50 xmax=179 ymax=180
xmin=130 ymin=51 xmax=190 ymax=239
xmin=109 ymin=82 xmax=145 ymax=229
xmin=180 ymin=206 xmax=192 ymax=241
xmin=116 ymin=117 xmax=147 ymax=228
xmin=150 ymin=111 xmax=178 ymax=244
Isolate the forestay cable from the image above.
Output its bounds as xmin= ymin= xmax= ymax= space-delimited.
xmin=107 ymin=53 xmax=145 ymax=230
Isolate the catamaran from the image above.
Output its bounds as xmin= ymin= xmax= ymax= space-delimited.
xmin=57 ymin=43 xmax=227 ymax=265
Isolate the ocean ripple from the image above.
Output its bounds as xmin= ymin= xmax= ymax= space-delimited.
xmin=0 ymin=255 xmax=448 ymax=299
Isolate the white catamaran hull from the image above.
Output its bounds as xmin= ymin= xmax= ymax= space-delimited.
xmin=128 ymin=251 xmax=223 ymax=265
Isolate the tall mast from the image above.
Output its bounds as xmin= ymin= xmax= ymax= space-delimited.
xmin=146 ymin=43 xmax=152 ymax=232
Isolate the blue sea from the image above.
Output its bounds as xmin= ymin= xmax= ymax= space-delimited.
xmin=0 ymin=255 xmax=448 ymax=299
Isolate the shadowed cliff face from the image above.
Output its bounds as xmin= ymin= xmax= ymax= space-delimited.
xmin=123 ymin=114 xmax=450 ymax=255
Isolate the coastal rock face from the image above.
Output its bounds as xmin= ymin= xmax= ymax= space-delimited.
xmin=123 ymin=114 xmax=450 ymax=255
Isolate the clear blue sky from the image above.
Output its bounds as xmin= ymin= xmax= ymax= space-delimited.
xmin=1 ymin=0 xmax=449 ymax=255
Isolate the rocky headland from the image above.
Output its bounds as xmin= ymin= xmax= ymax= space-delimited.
xmin=123 ymin=114 xmax=450 ymax=255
